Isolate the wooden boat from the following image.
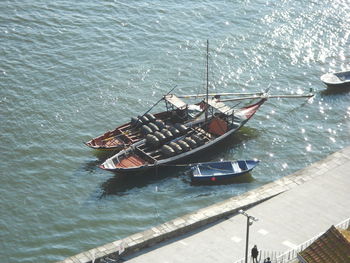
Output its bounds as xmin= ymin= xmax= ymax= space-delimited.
xmin=85 ymin=94 xmax=205 ymax=151
xmin=190 ymin=160 xmax=259 ymax=183
xmin=99 ymin=41 xmax=267 ymax=173
xmin=99 ymin=98 xmax=266 ymax=172
xmin=320 ymin=70 xmax=350 ymax=88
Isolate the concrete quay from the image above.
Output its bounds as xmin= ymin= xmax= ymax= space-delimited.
xmin=58 ymin=145 xmax=350 ymax=263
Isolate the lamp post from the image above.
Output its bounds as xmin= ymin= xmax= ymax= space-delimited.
xmin=239 ymin=209 xmax=258 ymax=263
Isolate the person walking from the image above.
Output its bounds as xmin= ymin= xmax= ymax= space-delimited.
xmin=251 ymin=245 xmax=259 ymax=263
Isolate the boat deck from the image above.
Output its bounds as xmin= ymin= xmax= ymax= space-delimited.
xmin=117 ymin=125 xmax=142 ymax=144
xmin=116 ymin=155 xmax=148 ymax=168
xmin=136 ymin=126 xmax=214 ymax=161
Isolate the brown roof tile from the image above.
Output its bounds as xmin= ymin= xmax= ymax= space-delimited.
xmin=299 ymin=225 xmax=350 ymax=263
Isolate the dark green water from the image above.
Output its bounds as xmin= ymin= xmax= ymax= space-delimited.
xmin=1 ymin=0 xmax=349 ymax=262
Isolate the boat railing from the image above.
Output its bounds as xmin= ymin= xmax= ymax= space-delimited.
xmin=134 ymin=146 xmax=157 ymax=163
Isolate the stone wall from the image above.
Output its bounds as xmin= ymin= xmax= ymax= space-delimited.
xmin=58 ymin=147 xmax=349 ymax=263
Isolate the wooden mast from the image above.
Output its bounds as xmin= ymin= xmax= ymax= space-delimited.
xmin=205 ymin=40 xmax=209 ymax=124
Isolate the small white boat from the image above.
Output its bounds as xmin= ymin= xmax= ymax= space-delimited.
xmin=320 ymin=70 xmax=350 ymax=88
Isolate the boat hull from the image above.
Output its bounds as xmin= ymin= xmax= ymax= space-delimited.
xmin=101 ymin=126 xmax=242 ymax=173
xmin=85 ymin=112 xmax=167 ymax=150
xmin=86 ymin=99 xmax=204 ymax=151
xmin=100 ymin=99 xmax=266 ymax=173
xmin=190 ymin=160 xmax=259 ymax=183
xmin=320 ymin=71 xmax=350 ymax=89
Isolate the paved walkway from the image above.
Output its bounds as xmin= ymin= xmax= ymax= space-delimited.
xmin=122 ymin=146 xmax=350 ymax=263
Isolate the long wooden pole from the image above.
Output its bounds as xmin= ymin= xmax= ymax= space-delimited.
xmin=177 ymin=91 xmax=265 ymax=98
xmin=219 ymin=93 xmax=314 ymax=102
xmin=139 ymin=85 xmax=177 ymax=117
xmin=264 ymin=94 xmax=314 ymax=99
xmin=131 ymin=85 xmax=177 ymax=129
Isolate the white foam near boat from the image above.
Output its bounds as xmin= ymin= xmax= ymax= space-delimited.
xmin=320 ymin=70 xmax=350 ymax=88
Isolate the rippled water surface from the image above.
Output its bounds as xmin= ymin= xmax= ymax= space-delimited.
xmin=1 ymin=0 xmax=350 ymax=262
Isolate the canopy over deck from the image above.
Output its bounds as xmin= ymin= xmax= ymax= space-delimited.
xmin=206 ymin=98 xmax=234 ymax=115
xmin=164 ymin=94 xmax=188 ymax=110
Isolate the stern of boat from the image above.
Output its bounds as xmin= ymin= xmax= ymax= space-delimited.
xmin=99 ymin=158 xmax=117 ymax=170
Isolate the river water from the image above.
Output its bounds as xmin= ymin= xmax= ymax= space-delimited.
xmin=1 ymin=0 xmax=350 ymax=262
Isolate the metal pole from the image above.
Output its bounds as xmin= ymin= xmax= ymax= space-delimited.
xmin=239 ymin=210 xmax=258 ymax=263
xmin=245 ymin=216 xmax=250 ymax=263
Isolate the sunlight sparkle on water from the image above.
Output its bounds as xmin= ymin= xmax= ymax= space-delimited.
xmin=307 ymin=96 xmax=315 ymax=104
xmin=327 ymin=128 xmax=336 ymax=135
xmin=296 ymin=88 xmax=303 ymax=95
xmin=2 ymin=1 xmax=350 ymax=263
xmin=306 ymin=144 xmax=312 ymax=152
xmin=319 ymin=106 xmax=325 ymax=114
xmin=340 ymin=50 xmax=345 ymax=61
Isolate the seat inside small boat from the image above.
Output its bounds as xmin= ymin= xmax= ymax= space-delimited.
xmin=238 ymin=161 xmax=248 ymax=171
xmin=231 ymin=162 xmax=242 ymax=172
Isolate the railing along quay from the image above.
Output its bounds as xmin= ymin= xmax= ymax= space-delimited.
xmin=234 ymin=217 xmax=350 ymax=263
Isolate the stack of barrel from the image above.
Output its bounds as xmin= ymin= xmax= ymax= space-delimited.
xmin=130 ymin=113 xmax=205 ymax=158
